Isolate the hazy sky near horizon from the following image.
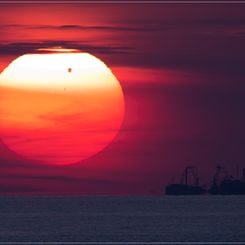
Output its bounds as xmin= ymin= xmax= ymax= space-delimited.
xmin=1 ymin=3 xmax=245 ymax=195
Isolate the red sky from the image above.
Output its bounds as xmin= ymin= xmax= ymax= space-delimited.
xmin=1 ymin=3 xmax=245 ymax=195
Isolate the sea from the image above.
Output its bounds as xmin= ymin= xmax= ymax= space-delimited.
xmin=0 ymin=196 xmax=245 ymax=244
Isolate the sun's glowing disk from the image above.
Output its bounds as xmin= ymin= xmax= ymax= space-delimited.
xmin=0 ymin=53 xmax=117 ymax=92
xmin=0 ymin=52 xmax=124 ymax=165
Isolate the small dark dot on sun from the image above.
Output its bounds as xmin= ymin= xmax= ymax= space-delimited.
xmin=68 ymin=68 xmax=72 ymax=73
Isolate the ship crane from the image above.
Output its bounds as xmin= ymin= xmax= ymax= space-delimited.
xmin=165 ymin=166 xmax=206 ymax=195
xmin=209 ymin=165 xmax=245 ymax=195
xmin=180 ymin=166 xmax=200 ymax=186
xmin=212 ymin=165 xmax=230 ymax=187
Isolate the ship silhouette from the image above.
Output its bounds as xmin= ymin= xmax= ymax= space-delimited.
xmin=209 ymin=165 xmax=245 ymax=195
xmin=165 ymin=166 xmax=206 ymax=195
xmin=165 ymin=165 xmax=245 ymax=195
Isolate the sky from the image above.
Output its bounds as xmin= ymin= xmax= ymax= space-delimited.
xmin=0 ymin=3 xmax=245 ymax=195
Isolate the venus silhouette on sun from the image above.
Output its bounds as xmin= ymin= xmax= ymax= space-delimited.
xmin=0 ymin=48 xmax=125 ymax=165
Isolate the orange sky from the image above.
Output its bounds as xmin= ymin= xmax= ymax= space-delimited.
xmin=1 ymin=3 xmax=245 ymax=195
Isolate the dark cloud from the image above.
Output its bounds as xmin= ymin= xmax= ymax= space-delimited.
xmin=35 ymin=24 xmax=158 ymax=32
xmin=0 ymin=183 xmax=40 ymax=193
xmin=1 ymin=19 xmax=245 ymax=75
xmin=3 ymin=18 xmax=245 ymax=31
xmin=0 ymin=23 xmax=160 ymax=33
xmin=0 ymin=168 xmax=136 ymax=194
xmin=0 ymin=172 xmax=124 ymax=185
xmin=0 ymin=41 xmax=134 ymax=56
xmin=114 ymin=17 xmax=245 ymax=27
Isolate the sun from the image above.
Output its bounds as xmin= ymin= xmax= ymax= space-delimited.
xmin=0 ymin=49 xmax=125 ymax=165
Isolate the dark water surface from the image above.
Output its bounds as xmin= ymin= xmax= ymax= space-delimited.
xmin=0 ymin=196 xmax=244 ymax=242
